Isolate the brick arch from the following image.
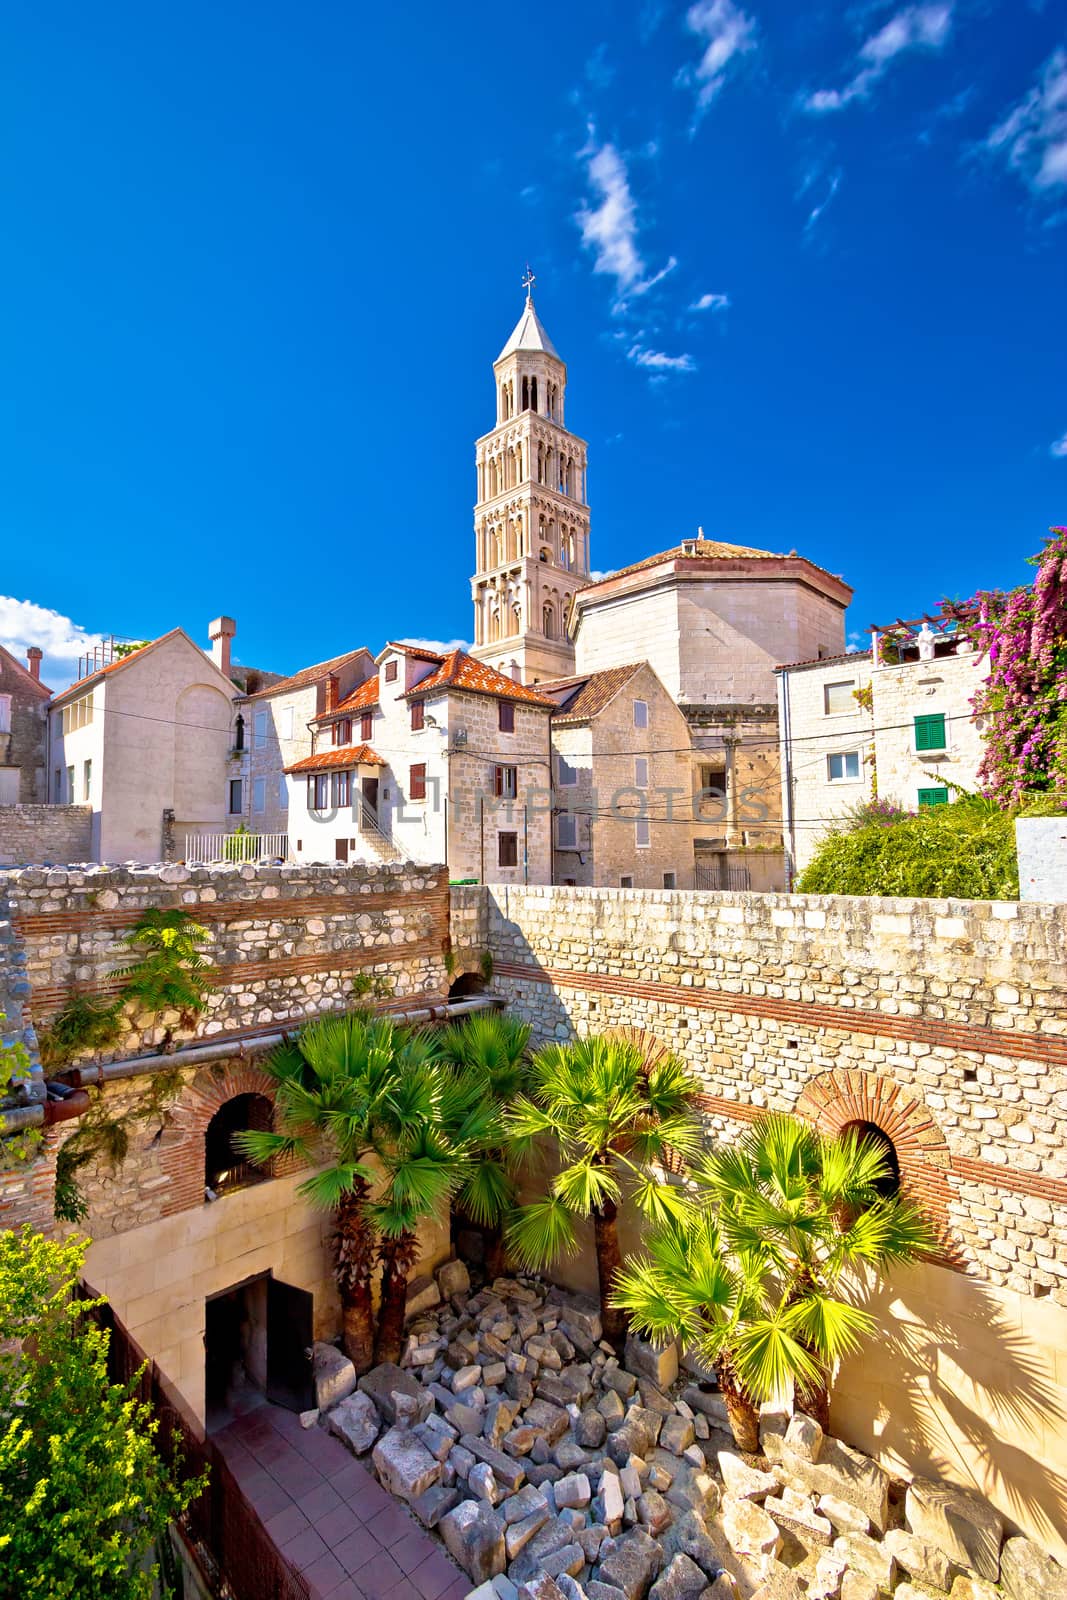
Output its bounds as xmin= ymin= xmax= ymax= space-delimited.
xmin=796 ymin=1068 xmax=955 ymax=1250
xmin=160 ymin=1061 xmax=280 ymax=1217
xmin=600 ymin=1024 xmax=677 ymax=1073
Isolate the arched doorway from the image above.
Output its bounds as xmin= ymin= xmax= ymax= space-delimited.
xmin=205 ymin=1092 xmax=273 ymax=1198
xmin=841 ymin=1119 xmax=901 ymax=1199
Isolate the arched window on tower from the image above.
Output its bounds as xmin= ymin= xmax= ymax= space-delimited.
xmin=521 ymin=376 xmax=530 ymax=411
xmin=539 ymin=547 xmax=551 ymax=563
xmin=530 ymin=376 xmax=538 ymax=412
xmin=543 ymin=601 xmax=556 ymax=638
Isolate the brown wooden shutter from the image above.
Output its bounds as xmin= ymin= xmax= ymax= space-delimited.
xmin=361 ymin=712 xmax=372 ymax=741
xmin=411 ymin=702 xmax=424 ymax=731
xmin=410 ymin=763 xmax=426 ymax=800
xmin=493 ymin=766 xmax=503 ymax=797
xmin=499 ymin=701 xmax=515 ymax=733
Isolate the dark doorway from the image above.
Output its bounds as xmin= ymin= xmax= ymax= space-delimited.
xmin=843 ymin=1120 xmax=901 ymax=1199
xmin=448 ymin=972 xmax=486 ymax=1000
xmin=205 ymin=1093 xmax=273 ymax=1198
xmin=266 ymin=1279 xmax=315 ymax=1413
xmin=361 ymin=775 xmax=379 ymax=818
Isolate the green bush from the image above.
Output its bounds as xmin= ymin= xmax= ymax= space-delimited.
xmin=797 ymin=798 xmax=1019 ymax=900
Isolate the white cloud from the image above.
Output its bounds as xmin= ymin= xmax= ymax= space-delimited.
xmin=627 ymin=344 xmax=697 ymax=372
xmin=0 ymin=595 xmax=104 ymax=689
xmin=575 ymin=137 xmax=677 ymax=307
xmin=1051 ymin=431 xmax=1067 ymax=459
xmin=394 ymin=637 xmax=467 ymax=654
xmin=804 ymin=4 xmax=953 ymax=114
xmin=679 ymin=0 xmax=758 ymax=122
xmin=689 ymin=291 xmax=730 ymax=311
xmin=984 ymin=49 xmax=1067 ymax=196
xmin=805 ymin=170 xmax=843 ymax=231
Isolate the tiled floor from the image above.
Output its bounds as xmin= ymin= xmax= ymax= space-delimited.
xmin=213 ymin=1401 xmax=470 ymax=1600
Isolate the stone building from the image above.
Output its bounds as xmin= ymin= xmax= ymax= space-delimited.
xmin=228 ymin=646 xmax=375 ymax=843
xmin=0 ymin=643 xmax=50 ymax=804
xmin=540 ymin=662 xmax=696 ymax=889
xmin=285 ymin=642 xmax=555 ymax=884
xmin=569 ymin=536 xmax=852 ymax=890
xmin=776 ymin=619 xmax=986 ymax=878
xmin=46 ymin=625 xmax=240 ymax=863
xmin=470 ymin=283 xmax=591 ymax=685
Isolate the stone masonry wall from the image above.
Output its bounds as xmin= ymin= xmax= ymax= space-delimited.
xmin=451 ymin=881 xmax=1067 ymax=1555
xmin=3 ymin=858 xmax=450 ymax=1062
xmin=0 ymin=804 xmax=93 ymax=867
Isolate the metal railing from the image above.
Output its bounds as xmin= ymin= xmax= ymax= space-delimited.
xmin=78 ymin=1284 xmax=310 ymax=1600
xmin=695 ymin=862 xmax=752 ymax=892
xmin=183 ymin=831 xmax=290 ymax=862
xmin=356 ymin=798 xmax=401 ymax=861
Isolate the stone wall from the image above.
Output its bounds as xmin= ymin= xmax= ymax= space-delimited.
xmin=0 ymin=804 xmax=93 ymax=866
xmin=451 ymin=881 xmax=1067 ymax=1555
xmin=3 ymin=858 xmax=449 ymax=1061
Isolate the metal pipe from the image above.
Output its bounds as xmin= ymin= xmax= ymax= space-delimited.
xmin=0 ymin=1102 xmax=46 ymax=1136
xmin=61 ymin=993 xmax=502 ymax=1087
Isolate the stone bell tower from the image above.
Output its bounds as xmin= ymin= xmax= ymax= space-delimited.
xmin=470 ymin=274 xmax=591 ymax=684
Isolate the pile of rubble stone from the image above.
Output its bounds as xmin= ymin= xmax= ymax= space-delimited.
xmin=308 ymin=1260 xmax=1067 ymax=1600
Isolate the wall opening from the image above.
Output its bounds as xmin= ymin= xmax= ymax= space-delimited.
xmin=842 ymin=1119 xmax=901 ymax=1199
xmin=448 ymin=971 xmax=487 ymax=1000
xmin=205 ymin=1093 xmax=273 ymax=1198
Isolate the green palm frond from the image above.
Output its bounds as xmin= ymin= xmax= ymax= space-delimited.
xmin=456 ymin=1155 xmax=514 ymax=1227
xmin=552 ymin=1158 xmax=621 ymax=1216
xmin=297 ymin=1161 xmax=377 ymax=1212
xmin=784 ymin=1290 xmax=874 ymax=1365
xmin=505 ymin=1197 xmax=578 ymax=1271
xmin=232 ymin=1127 xmax=309 ymax=1168
xmin=834 ymin=1195 xmax=936 ymax=1270
xmin=611 ymin=1257 xmax=708 ymax=1347
xmin=627 ymin=1171 xmax=697 ymax=1230
xmin=730 ymin=1312 xmax=823 ymax=1405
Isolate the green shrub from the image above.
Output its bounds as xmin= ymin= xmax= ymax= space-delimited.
xmin=797 ymin=798 xmax=1019 ymax=900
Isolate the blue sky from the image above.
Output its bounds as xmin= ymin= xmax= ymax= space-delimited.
xmin=2 ymin=0 xmax=1065 ymax=686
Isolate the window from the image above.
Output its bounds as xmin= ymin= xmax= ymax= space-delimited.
xmin=252 ymin=777 xmax=266 ymax=814
xmin=61 ymin=691 xmax=93 ymax=737
xmin=620 ymin=875 xmax=634 ymax=888
xmin=557 ymin=754 xmax=578 ymax=787
xmin=499 ymin=701 xmax=515 ymax=734
xmin=278 ymin=774 xmax=288 ymax=808
xmin=0 ymin=695 xmax=10 ymax=734
xmin=53 ymin=769 xmax=62 ymax=802
xmin=635 ymin=817 xmax=651 ymax=849
xmin=634 ymin=757 xmax=649 ymax=788
xmin=824 ymin=681 xmax=855 ymax=715
xmin=494 ymin=765 xmax=517 ymax=799
xmin=918 ymin=786 xmax=949 ymax=807
xmin=332 ymin=770 xmax=351 ymax=807
xmin=66 ymin=766 xmax=74 ymax=803
xmin=557 ymin=813 xmax=577 ymax=848
xmin=384 ymin=659 xmax=398 ymax=683
xmin=633 ymin=700 xmax=648 ymax=729
xmin=361 ymin=712 xmax=373 ymax=741
xmin=254 ymin=708 xmax=268 ymax=749
xmin=332 ymin=718 xmax=352 ymax=746
xmin=205 ymin=1093 xmax=273 ymax=1197
xmin=409 ymin=763 xmax=426 ymax=801
xmin=83 ymin=760 xmax=92 ymax=802
xmin=309 ymin=773 xmax=329 ymax=810
xmin=663 ymin=871 xmax=676 ymax=889
xmin=498 ymin=831 xmax=518 ymax=868
xmin=411 ymin=701 xmax=425 ymax=731
xmin=281 ymin=706 xmax=294 ymax=741
xmin=914 ymin=713 xmax=946 ymax=752
xmin=827 ymin=752 xmax=861 ymax=782
xmin=228 ymin=778 xmax=243 ymax=814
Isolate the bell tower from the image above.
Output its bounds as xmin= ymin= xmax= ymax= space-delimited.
xmin=470 ymin=274 xmax=591 ymax=684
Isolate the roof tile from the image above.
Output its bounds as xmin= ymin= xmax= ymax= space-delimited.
xmin=404 ymin=650 xmax=555 ymax=707
xmin=284 ymin=743 xmax=386 ymax=774
xmin=244 ymin=648 xmax=370 ymax=701
xmin=538 ymin=663 xmax=645 ymax=724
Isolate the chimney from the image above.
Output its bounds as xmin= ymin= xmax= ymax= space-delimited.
xmin=208 ymin=616 xmax=237 ymax=679
xmin=324 ymin=674 xmax=339 ymax=713
xmin=26 ymin=647 xmax=42 ymax=681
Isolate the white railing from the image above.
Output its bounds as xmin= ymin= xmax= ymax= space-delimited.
xmin=356 ymin=799 xmax=401 ymax=861
xmin=182 ymin=831 xmax=290 ymax=863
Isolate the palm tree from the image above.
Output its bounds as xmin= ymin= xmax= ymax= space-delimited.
xmin=437 ymin=1013 xmax=533 ymax=1278
xmin=235 ymin=1012 xmax=435 ymax=1374
xmin=503 ymin=1033 xmax=702 ymax=1348
xmin=613 ymin=1112 xmax=934 ymax=1447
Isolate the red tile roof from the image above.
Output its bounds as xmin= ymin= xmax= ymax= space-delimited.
xmin=243 ymin=648 xmax=371 ymax=701
xmin=774 ymin=649 xmax=871 ymax=672
xmin=403 ymin=649 xmax=556 ymax=707
xmin=384 ymin=641 xmax=451 ymax=663
xmin=538 ymin=663 xmax=645 ymax=724
xmin=329 ymin=674 xmax=380 ymax=717
xmin=284 ymin=743 xmax=385 ymax=774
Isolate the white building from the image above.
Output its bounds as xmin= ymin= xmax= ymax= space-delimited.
xmin=285 ymin=642 xmax=554 ymax=884
xmin=776 ymin=619 xmax=986 ymax=879
xmin=47 ymin=624 xmax=240 ymax=863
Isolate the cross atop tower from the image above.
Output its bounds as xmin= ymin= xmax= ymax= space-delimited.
xmin=522 ymin=265 xmax=536 ymax=301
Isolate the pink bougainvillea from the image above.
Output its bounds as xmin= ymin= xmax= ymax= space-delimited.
xmin=945 ymin=526 xmax=1067 ymax=807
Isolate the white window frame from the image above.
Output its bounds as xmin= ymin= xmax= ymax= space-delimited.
xmin=281 ymin=706 xmax=295 ymax=741
xmin=252 ymin=776 xmax=266 ymax=814
xmin=83 ymin=760 xmax=92 ymax=802
xmin=557 ymin=754 xmax=578 ymax=787
xmin=228 ymin=777 xmax=243 ymax=814
xmin=0 ymin=695 xmax=11 ymax=734
xmin=635 ymin=816 xmax=651 ymax=849
xmin=254 ymin=708 xmax=268 ymax=749
xmin=633 ymin=699 xmax=649 ymax=729
xmin=823 ymin=681 xmax=855 ymax=716
xmin=557 ymin=812 xmax=578 ymax=849
xmin=826 ymin=751 xmax=862 ymax=783
xmin=66 ymin=765 xmax=75 ymax=803
xmin=278 ymin=773 xmax=288 ymax=808
xmin=634 ymin=756 xmax=649 ymax=788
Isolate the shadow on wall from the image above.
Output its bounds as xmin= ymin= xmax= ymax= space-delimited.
xmin=836 ymin=1258 xmax=1067 ymax=1559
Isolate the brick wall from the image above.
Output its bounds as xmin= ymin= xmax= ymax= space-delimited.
xmin=0 ymin=805 xmax=93 ymax=866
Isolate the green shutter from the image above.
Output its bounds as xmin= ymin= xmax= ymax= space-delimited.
xmin=914 ymin=713 xmax=946 ymax=751
xmin=918 ymin=787 xmax=949 ymax=807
